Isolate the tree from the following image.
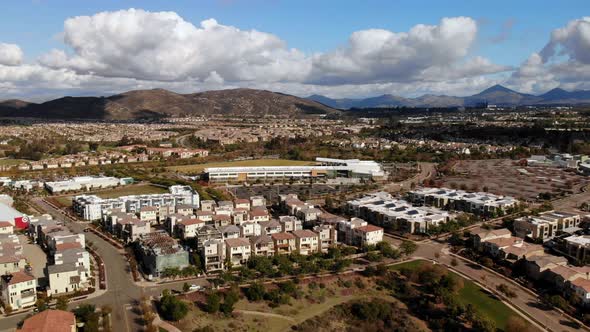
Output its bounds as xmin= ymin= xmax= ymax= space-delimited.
xmin=400 ymin=240 xmax=417 ymax=256
xmin=183 ymin=282 xmax=190 ymax=293
xmin=159 ymin=293 xmax=188 ymax=321
xmin=35 ymin=298 xmax=47 ymax=312
xmin=505 ymin=316 xmax=528 ymax=332
xmin=205 ymin=292 xmax=221 ymax=314
xmin=4 ymin=305 xmax=12 ymax=315
xmin=55 ymin=296 xmax=69 ymax=311
xmin=481 ymin=257 xmax=494 ymax=268
xmin=450 ymin=257 xmax=458 ymax=267
xmin=245 ymin=282 xmax=266 ymax=302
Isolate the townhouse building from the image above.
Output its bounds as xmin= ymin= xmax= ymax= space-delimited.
xmin=292 ymin=230 xmax=319 ymax=255
xmin=514 ymin=211 xmax=580 ymax=241
xmin=202 ymin=239 xmax=225 ymax=272
xmin=1 ymin=271 xmax=37 ymax=310
xmin=250 ymin=235 xmax=275 ymax=257
xmin=271 ymin=232 xmax=296 ymax=255
xmin=225 ymin=238 xmax=251 ymax=267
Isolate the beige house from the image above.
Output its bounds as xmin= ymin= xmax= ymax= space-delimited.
xmin=313 ymin=224 xmax=338 ymax=253
xmin=225 ymin=238 xmax=251 ymax=267
xmin=250 ymin=235 xmax=275 ymax=257
xmin=1 ymin=271 xmax=37 ymax=310
xmin=352 ymin=225 xmax=384 ymax=247
xmin=292 ymin=230 xmax=319 ymax=255
xmin=271 ymin=232 xmax=296 ymax=255
xmin=176 ymin=218 xmax=205 ymax=239
xmin=138 ymin=206 xmax=158 ymax=224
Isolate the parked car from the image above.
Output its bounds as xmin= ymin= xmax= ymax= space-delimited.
xmin=189 ymin=284 xmax=202 ymax=291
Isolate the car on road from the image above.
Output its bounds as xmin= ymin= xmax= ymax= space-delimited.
xmin=189 ymin=284 xmax=202 ymax=291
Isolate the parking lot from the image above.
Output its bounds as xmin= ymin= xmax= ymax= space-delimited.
xmin=226 ymin=183 xmax=356 ymax=203
xmin=20 ymin=235 xmax=48 ymax=286
xmin=441 ymin=159 xmax=589 ymax=201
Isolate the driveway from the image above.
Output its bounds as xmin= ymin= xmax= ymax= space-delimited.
xmin=20 ymin=235 xmax=47 ymax=284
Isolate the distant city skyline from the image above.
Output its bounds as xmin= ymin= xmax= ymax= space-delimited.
xmin=0 ymin=0 xmax=590 ymax=101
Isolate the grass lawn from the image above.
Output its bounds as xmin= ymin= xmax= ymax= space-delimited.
xmin=167 ymin=159 xmax=315 ymax=173
xmin=0 ymin=158 xmax=27 ymax=166
xmin=95 ymin=184 xmax=167 ymax=198
xmin=391 ymin=259 xmax=516 ymax=331
xmin=456 ymin=279 xmax=513 ymax=330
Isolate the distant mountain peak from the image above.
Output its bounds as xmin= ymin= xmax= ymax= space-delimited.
xmin=479 ymin=84 xmax=516 ymax=94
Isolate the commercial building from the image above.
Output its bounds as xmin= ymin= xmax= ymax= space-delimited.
xmin=44 ymin=176 xmax=125 ymax=194
xmin=205 ymin=157 xmax=385 ymax=182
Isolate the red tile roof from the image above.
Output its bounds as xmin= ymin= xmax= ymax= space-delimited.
xmin=56 ymin=242 xmax=82 ymax=252
xmin=4 ymin=270 xmax=34 ymax=285
xmin=355 ymin=225 xmax=383 ymax=233
xmin=292 ymin=230 xmax=318 ymax=238
xmin=0 ymin=221 xmax=13 ymax=228
xmin=271 ymin=232 xmax=295 ymax=241
xmin=178 ymin=218 xmax=205 ymax=226
xmin=19 ymin=309 xmax=76 ymax=332
xmin=225 ymin=238 xmax=250 ymax=247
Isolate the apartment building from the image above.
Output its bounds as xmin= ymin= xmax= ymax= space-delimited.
xmin=562 ymin=235 xmax=590 ymax=264
xmin=347 ymin=192 xmax=453 ymax=234
xmin=407 ymin=187 xmax=518 ymax=216
xmin=514 ymin=211 xmax=580 ymax=241
xmin=73 ymin=185 xmax=199 ymax=220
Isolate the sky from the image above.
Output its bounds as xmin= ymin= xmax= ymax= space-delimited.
xmin=0 ymin=0 xmax=590 ymax=101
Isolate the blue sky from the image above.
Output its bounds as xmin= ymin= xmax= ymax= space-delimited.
xmin=0 ymin=1 xmax=589 ymax=100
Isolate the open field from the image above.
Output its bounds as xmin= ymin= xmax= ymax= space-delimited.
xmin=441 ymin=159 xmax=589 ymax=202
xmin=173 ymin=274 xmax=426 ymax=332
xmin=393 ymin=259 xmax=519 ymax=331
xmin=0 ymin=158 xmax=27 ymax=166
xmin=167 ymin=159 xmax=315 ymax=173
xmin=50 ymin=183 xmax=168 ymax=207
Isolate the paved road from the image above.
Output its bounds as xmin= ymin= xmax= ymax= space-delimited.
xmin=384 ymin=162 xmax=436 ymax=192
xmin=404 ymin=239 xmax=586 ymax=332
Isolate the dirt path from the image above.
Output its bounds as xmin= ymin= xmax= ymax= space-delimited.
xmin=234 ymin=310 xmax=296 ymax=322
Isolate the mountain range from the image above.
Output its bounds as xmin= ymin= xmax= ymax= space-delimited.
xmin=0 ymin=88 xmax=337 ymax=120
xmin=1 ymin=84 xmax=590 ymax=120
xmin=307 ymin=85 xmax=590 ymax=109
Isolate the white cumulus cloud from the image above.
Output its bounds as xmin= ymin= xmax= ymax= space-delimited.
xmin=0 ymin=43 xmax=23 ymax=66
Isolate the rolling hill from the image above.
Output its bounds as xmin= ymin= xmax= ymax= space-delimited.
xmin=0 ymin=88 xmax=338 ymax=120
